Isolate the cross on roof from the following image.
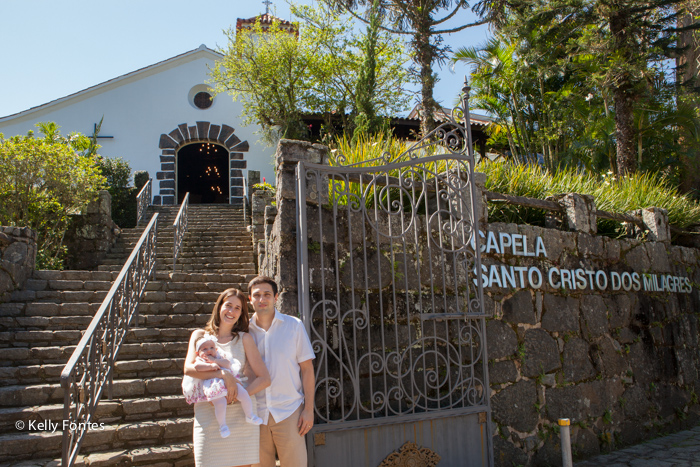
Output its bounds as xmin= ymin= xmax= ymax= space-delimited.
xmin=262 ymin=0 xmax=272 ymax=15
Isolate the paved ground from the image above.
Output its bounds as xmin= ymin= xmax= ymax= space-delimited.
xmin=575 ymin=425 xmax=700 ymax=466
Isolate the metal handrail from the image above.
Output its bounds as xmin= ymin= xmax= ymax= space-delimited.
xmin=136 ymin=179 xmax=152 ymax=225
xmin=243 ymin=177 xmax=249 ymax=225
xmin=60 ymin=213 xmax=159 ymax=467
xmin=173 ymin=192 xmax=189 ymax=268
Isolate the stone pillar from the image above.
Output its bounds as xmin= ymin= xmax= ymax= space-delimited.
xmin=551 ymin=193 xmax=597 ymax=234
xmin=251 ymin=189 xmax=274 ymax=268
xmin=473 ymin=171 xmax=488 ymax=227
xmin=264 ymin=139 xmax=329 ymax=316
xmin=0 ymin=226 xmax=37 ymax=302
xmin=262 ymin=204 xmax=277 ymax=271
xmin=248 ymin=170 xmax=261 ymax=192
xmin=65 ymin=190 xmax=120 ymax=270
xmin=640 ymin=207 xmax=671 ymax=243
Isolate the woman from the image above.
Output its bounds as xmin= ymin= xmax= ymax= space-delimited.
xmin=184 ymin=288 xmax=270 ymax=467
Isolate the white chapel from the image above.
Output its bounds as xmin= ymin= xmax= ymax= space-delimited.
xmin=0 ymin=14 xmax=294 ymax=206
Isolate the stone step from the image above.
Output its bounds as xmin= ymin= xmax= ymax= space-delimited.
xmin=5 ymin=284 xmax=249 ymax=309
xmin=114 ymin=237 xmax=251 ymax=246
xmin=99 ymin=258 xmax=254 ymax=268
xmin=0 ymin=417 xmax=194 ymax=464
xmin=0 ymin=357 xmax=187 ymax=388
xmin=30 ymin=270 xmax=172 ymax=282
xmin=116 ymin=230 xmax=248 ymax=237
xmin=8 ymin=290 xmax=109 ymax=303
xmin=15 ymin=278 xmax=248 ymax=296
xmin=32 ymin=271 xmax=121 ymax=281
xmin=0 ymin=310 xmax=211 ymax=333
xmin=102 ymin=251 xmax=254 ymax=261
xmin=0 ymin=394 xmax=193 ymax=433
xmin=0 ymin=326 xmax=197 ymax=348
xmin=0 ymin=341 xmax=191 ymax=367
xmin=0 ymin=202 xmax=256 ymax=465
xmin=22 ymin=279 xmax=113 ymax=292
xmin=98 ymin=265 xmax=257 ymax=274
xmin=0 ymin=443 xmax=194 ymax=467
xmin=106 ymin=247 xmax=251 ymax=256
xmin=107 ymin=244 xmax=254 ymax=254
xmin=0 ymin=376 xmax=183 ymax=408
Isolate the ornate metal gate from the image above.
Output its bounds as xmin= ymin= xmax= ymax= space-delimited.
xmin=296 ymin=86 xmax=492 ymax=466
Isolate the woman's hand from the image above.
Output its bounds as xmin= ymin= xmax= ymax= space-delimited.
xmin=221 ymin=371 xmax=240 ymax=404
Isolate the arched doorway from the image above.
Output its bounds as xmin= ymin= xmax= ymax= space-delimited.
xmin=157 ymin=122 xmax=248 ymax=206
xmin=177 ymin=142 xmax=229 ymax=204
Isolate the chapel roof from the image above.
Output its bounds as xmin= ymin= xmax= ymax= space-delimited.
xmin=0 ymin=45 xmax=222 ymax=122
xmin=235 ymin=14 xmax=297 ymax=33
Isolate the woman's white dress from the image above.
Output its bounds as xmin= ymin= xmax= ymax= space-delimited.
xmin=193 ymin=332 xmax=259 ymax=466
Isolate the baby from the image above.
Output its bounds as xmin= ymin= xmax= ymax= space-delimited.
xmin=182 ymin=334 xmax=262 ymax=438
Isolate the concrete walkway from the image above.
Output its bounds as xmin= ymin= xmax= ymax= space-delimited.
xmin=575 ymin=425 xmax=700 ymax=466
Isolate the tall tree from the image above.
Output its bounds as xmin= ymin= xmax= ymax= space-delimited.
xmin=329 ymin=0 xmax=489 ymax=137
xmin=353 ymin=0 xmax=386 ymax=141
xmin=456 ymin=26 xmax=700 ymax=178
xmin=293 ymin=2 xmax=409 ymax=139
xmin=676 ymin=1 xmax=700 ymax=194
xmin=500 ymin=0 xmax=698 ymax=175
xmin=210 ymin=7 xmax=409 ymax=145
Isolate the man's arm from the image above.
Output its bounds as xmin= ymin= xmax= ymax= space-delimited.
xmin=297 ymin=359 xmax=315 ymax=436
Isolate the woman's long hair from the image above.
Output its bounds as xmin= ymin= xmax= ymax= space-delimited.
xmin=205 ymin=288 xmax=250 ymax=340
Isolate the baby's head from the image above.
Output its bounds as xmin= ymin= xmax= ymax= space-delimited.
xmin=195 ymin=334 xmax=218 ymax=359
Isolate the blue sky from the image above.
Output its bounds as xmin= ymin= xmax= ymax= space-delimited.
xmin=0 ymin=0 xmax=490 ymax=118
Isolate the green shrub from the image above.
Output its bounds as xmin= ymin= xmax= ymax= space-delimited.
xmin=252 ymin=182 xmax=275 ymax=193
xmin=482 ymin=161 xmax=700 ymax=233
xmin=329 ymin=133 xmax=700 ymax=234
xmin=97 ymin=156 xmax=137 ymax=228
xmin=134 ymin=171 xmax=149 ymax=191
xmin=0 ymin=123 xmax=105 ymax=269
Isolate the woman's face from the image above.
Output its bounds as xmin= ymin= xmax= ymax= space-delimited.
xmin=219 ymin=294 xmax=242 ymax=327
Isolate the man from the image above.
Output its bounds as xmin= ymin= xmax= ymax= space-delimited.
xmin=247 ymin=276 xmax=315 ymax=467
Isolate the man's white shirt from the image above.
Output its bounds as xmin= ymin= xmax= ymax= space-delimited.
xmin=248 ymin=308 xmax=315 ymax=424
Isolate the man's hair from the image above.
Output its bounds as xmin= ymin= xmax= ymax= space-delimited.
xmin=248 ymin=275 xmax=278 ymax=296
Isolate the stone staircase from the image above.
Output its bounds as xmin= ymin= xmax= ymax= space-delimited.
xmin=0 ymin=204 xmax=256 ymax=466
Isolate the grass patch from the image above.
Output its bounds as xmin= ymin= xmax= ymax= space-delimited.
xmin=326 ymin=134 xmax=700 ymax=235
xmin=481 ymin=161 xmax=700 ymax=233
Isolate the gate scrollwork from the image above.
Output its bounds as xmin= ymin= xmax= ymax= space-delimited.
xmin=297 ymin=83 xmax=490 ymax=431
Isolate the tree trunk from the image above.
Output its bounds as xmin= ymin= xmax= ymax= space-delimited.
xmin=414 ymin=16 xmax=438 ymax=137
xmin=613 ymin=86 xmax=637 ymax=174
xmin=610 ymin=7 xmax=637 ymax=175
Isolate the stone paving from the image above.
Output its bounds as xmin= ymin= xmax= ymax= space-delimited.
xmin=575 ymin=425 xmax=700 ymax=466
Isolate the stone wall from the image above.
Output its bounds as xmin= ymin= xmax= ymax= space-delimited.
xmin=261 ymin=139 xmax=329 ymax=314
xmin=483 ymin=222 xmax=700 ymax=465
xmin=64 ymin=190 xmax=120 ymax=270
xmin=0 ymin=226 xmax=37 ymax=302
xmin=263 ymin=140 xmax=700 ymax=466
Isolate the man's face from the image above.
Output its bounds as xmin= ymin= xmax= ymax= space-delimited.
xmin=250 ymin=282 xmax=278 ymax=314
